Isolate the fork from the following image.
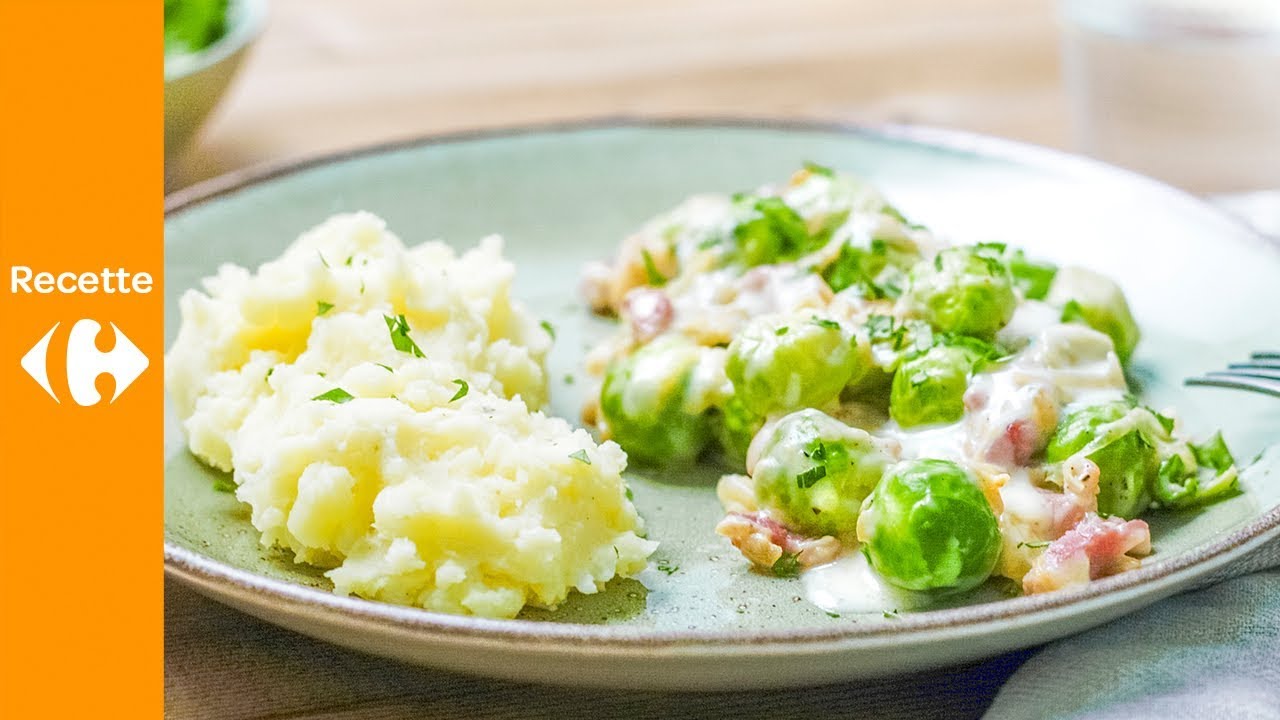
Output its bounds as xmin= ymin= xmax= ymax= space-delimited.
xmin=1185 ymin=351 xmax=1280 ymax=397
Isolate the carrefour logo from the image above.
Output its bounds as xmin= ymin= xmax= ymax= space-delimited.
xmin=20 ymin=320 xmax=149 ymax=406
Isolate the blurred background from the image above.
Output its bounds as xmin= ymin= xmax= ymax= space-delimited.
xmin=167 ymin=0 xmax=1069 ymax=187
xmin=165 ymin=0 xmax=1280 ymax=235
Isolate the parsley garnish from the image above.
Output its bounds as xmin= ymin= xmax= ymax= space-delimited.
xmin=1017 ymin=540 xmax=1051 ymax=549
xmin=796 ymin=465 xmax=827 ymax=488
xmin=883 ymin=610 xmax=900 ymax=619
xmin=656 ymin=559 xmax=679 ymax=576
xmin=569 ymin=449 xmax=592 ymax=465
xmin=450 ymin=379 xmax=468 ymax=401
xmin=696 ymin=235 xmax=723 ymax=251
xmin=265 ymin=367 xmax=274 ymax=382
xmin=312 ymin=387 xmax=355 ymax=404
xmin=771 ymin=553 xmax=802 ymax=578
xmin=384 ymin=314 xmax=425 ymax=358
xmin=316 ymin=301 xmax=334 ymax=316
xmin=811 ymin=316 xmax=841 ymax=330
xmin=563 ymin=373 xmax=575 ymax=385
xmin=641 ymin=249 xmax=668 ymax=286
xmin=375 ymin=363 xmax=393 ymax=373
xmin=1060 ymin=299 xmax=1087 ymax=324
xmin=344 ymin=255 xmax=354 ymax=266
xmin=775 ymin=326 xmax=790 ymax=336
xmin=803 ymin=161 xmax=835 ymax=177
xmin=212 ymin=475 xmax=236 ymax=493
xmin=317 ymin=252 xmax=330 ymax=269
xmin=865 ymin=314 xmax=897 ymax=341
xmin=540 ymin=320 xmax=556 ymax=340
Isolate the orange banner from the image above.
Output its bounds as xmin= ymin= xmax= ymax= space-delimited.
xmin=0 ymin=2 xmax=161 ymax=716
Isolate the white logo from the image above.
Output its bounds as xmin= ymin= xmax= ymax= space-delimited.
xmin=20 ymin=320 xmax=149 ymax=406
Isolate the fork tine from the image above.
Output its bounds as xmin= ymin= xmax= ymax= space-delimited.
xmin=1217 ymin=367 xmax=1280 ymax=380
xmin=1230 ymin=360 xmax=1280 ymax=371
xmin=1252 ymin=352 xmax=1280 ymax=360
xmin=1186 ymin=374 xmax=1280 ymax=398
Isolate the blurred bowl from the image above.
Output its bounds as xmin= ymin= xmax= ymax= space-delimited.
xmin=164 ymin=0 xmax=268 ymax=159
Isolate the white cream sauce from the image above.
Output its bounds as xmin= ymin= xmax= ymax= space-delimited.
xmin=802 ymin=551 xmax=928 ymax=614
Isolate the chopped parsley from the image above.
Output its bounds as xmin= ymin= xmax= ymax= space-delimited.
xmin=802 ymin=161 xmax=835 ymax=177
xmin=696 ymin=235 xmax=723 ymax=251
xmin=775 ymin=326 xmax=790 ymax=336
xmin=569 ymin=449 xmax=592 ymax=465
xmin=732 ymin=196 xmax=817 ymax=267
xmin=796 ymin=465 xmax=827 ymax=488
xmin=822 ymin=239 xmax=907 ymax=299
xmin=384 ymin=314 xmax=425 ymax=358
xmin=771 ymin=553 xmax=802 ymax=578
xmin=449 ymin=379 xmax=468 ymax=402
xmin=316 ymin=301 xmax=334 ymax=316
xmin=344 ymin=255 xmax=354 ymax=267
xmin=811 ymin=316 xmax=841 ymax=331
xmin=865 ymin=314 xmax=897 ymax=341
xmin=540 ymin=320 xmax=556 ymax=340
xmin=1006 ymin=249 xmax=1057 ymax=300
xmin=312 ymin=387 xmax=355 ymax=404
xmin=375 ymin=363 xmax=394 ymax=373
xmin=212 ymin=475 xmax=237 ymax=493
xmin=656 ymin=559 xmax=679 ymax=576
xmin=1060 ymin=299 xmax=1087 ymax=324
xmin=640 ymin=249 xmax=668 ymax=286
xmin=882 ymin=610 xmax=900 ymax=619
xmin=317 ymin=252 xmax=330 ymax=269
xmin=265 ymin=367 xmax=274 ymax=382
xmin=563 ymin=373 xmax=575 ymax=385
xmin=1017 ymin=540 xmax=1051 ymax=549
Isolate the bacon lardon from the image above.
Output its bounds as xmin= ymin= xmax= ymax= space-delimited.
xmin=1022 ymin=513 xmax=1151 ymax=594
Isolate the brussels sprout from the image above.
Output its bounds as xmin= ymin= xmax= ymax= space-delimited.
xmin=889 ymin=345 xmax=977 ymax=428
xmin=858 ymin=459 xmax=1001 ymax=593
xmin=710 ymin=394 xmax=765 ymax=468
xmin=1046 ymin=266 xmax=1141 ymax=363
xmin=1046 ymin=401 xmax=1157 ymax=518
xmin=600 ymin=337 xmax=712 ymax=464
xmin=753 ymin=409 xmax=891 ymax=537
xmin=726 ymin=315 xmax=868 ymax=416
xmin=904 ymin=247 xmax=1017 ymax=338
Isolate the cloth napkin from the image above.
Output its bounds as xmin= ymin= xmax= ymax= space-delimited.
xmin=984 ymin=543 xmax=1280 ymax=719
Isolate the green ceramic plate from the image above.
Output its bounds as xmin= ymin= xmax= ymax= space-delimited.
xmin=164 ymin=120 xmax=1280 ymax=689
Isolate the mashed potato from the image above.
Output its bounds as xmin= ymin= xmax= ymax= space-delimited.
xmin=167 ymin=212 xmax=656 ymax=618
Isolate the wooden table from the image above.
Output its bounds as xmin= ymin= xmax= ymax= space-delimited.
xmin=169 ymin=0 xmax=1066 ymax=188
xmin=166 ymin=1 xmax=1063 ymax=717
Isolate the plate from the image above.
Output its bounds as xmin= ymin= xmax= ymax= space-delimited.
xmin=164 ymin=120 xmax=1280 ymax=690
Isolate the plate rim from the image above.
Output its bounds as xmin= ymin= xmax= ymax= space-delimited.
xmin=164 ymin=116 xmax=1280 ymax=651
